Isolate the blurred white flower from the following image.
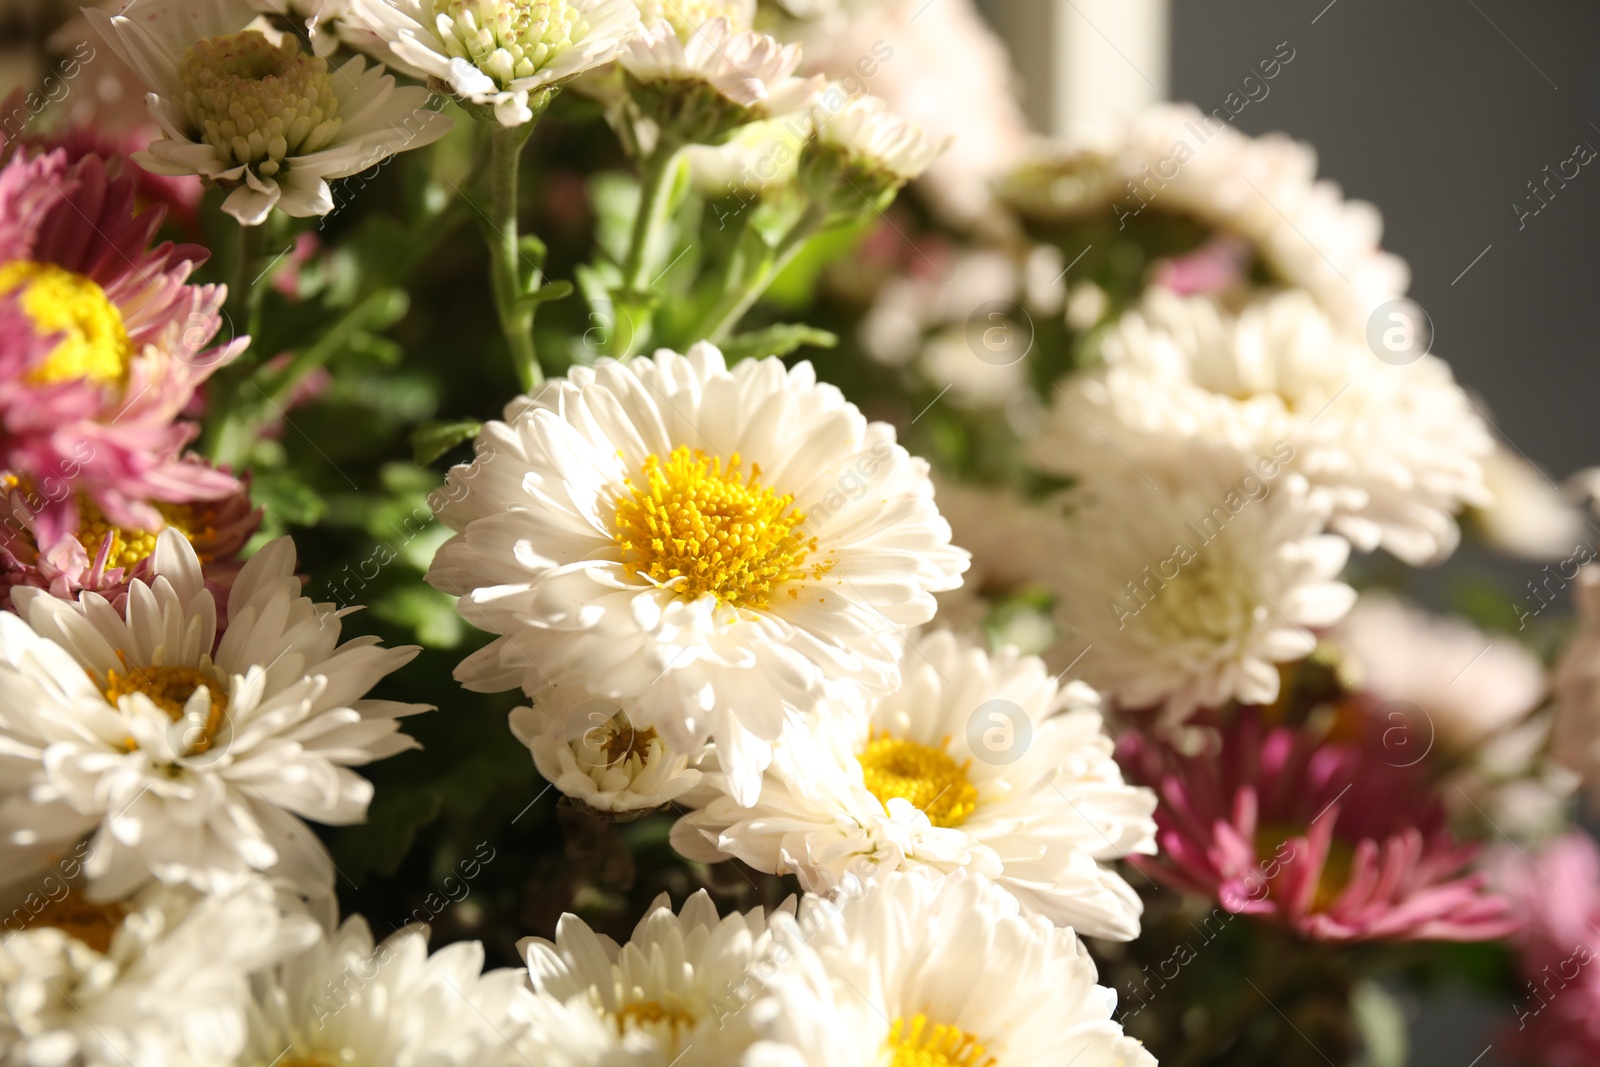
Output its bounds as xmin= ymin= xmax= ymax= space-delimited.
xmin=1332 ymin=591 xmax=1544 ymax=754
xmin=0 ymin=531 xmax=430 ymax=898
xmin=240 ymin=917 xmax=533 ymax=1067
xmin=1000 ymin=102 xmax=1410 ymax=333
xmin=672 ymin=630 xmax=1156 ymax=940
xmin=1044 ymin=469 xmax=1354 ymax=718
xmin=764 ymin=872 xmax=1157 ymax=1067
xmin=2 ymin=877 xmax=316 ymax=1067
xmin=517 ymin=890 xmax=819 ymax=1066
xmin=1033 ymin=290 xmax=1493 ymax=565
xmin=793 ymin=0 xmax=1029 ymax=225
xmin=345 ymin=0 xmax=640 ymax=125
xmin=509 ymin=687 xmax=702 ymax=814
xmin=89 ymin=0 xmax=452 ymax=223
xmin=1469 ymin=446 xmax=1587 ymax=561
xmin=931 ymin=477 xmax=1058 ymax=639
xmin=807 ymin=88 xmax=947 ymax=190
xmin=425 ymin=343 xmax=968 ymax=806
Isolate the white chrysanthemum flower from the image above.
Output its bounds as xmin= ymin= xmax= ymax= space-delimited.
xmin=1044 ymin=470 xmax=1355 ymax=718
xmin=672 ymin=630 xmax=1156 ymax=940
xmin=931 ymin=478 xmax=1058 ymax=639
xmin=765 ymin=872 xmax=1156 ymax=1067
xmin=0 ymin=531 xmax=430 ymax=897
xmin=1333 ymin=591 xmax=1545 ymax=754
xmin=238 ymin=917 xmax=532 ymax=1067
xmin=345 ymin=0 xmax=640 ymax=126
xmin=808 ymin=89 xmax=947 ymax=189
xmin=633 ymin=0 xmax=752 ymax=37
xmin=1000 ymin=102 xmax=1409 ymax=332
xmin=509 ymin=687 xmax=702 ymax=814
xmin=1469 ymin=445 xmax=1587 ymax=562
xmin=1 ymin=877 xmax=316 ymax=1067
xmin=425 ymin=343 xmax=968 ymax=805
xmin=620 ymin=18 xmax=822 ymax=135
xmin=517 ymin=889 xmax=817 ymax=1066
xmin=246 ymin=0 xmax=351 ymax=54
xmin=790 ymin=0 xmax=1030 ymax=224
xmin=88 ymin=0 xmax=453 ymax=224
xmin=1033 ymin=289 xmax=1493 ymax=565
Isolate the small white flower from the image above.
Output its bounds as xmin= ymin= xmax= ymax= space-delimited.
xmin=89 ymin=0 xmax=453 ymax=224
xmin=425 ymin=343 xmax=968 ymax=805
xmin=239 ymin=917 xmax=533 ymax=1067
xmin=1043 ymin=469 xmax=1355 ymax=718
xmin=633 ymin=0 xmax=753 ymax=38
xmin=517 ymin=889 xmax=817 ymax=1066
xmin=1032 ymin=289 xmax=1493 ymax=565
xmin=808 ymin=88 xmax=947 ymax=186
xmin=1000 ymin=102 xmax=1409 ymax=333
xmin=1332 ymin=591 xmax=1545 ymax=754
xmin=0 ymin=531 xmax=430 ymax=897
xmin=1469 ymin=445 xmax=1588 ymax=562
xmin=620 ymin=18 xmax=822 ymax=133
xmin=672 ymin=630 xmax=1157 ymax=940
xmin=509 ymin=687 xmax=702 ymax=814
xmin=764 ymin=872 xmax=1156 ymax=1067
xmin=1 ymin=877 xmax=317 ymax=1067
xmin=346 ymin=0 xmax=640 ymax=125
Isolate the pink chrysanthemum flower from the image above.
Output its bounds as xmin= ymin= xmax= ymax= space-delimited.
xmin=0 ymin=147 xmax=244 ymax=532
xmin=1491 ymin=833 xmax=1600 ymax=1066
xmin=1117 ymin=713 xmax=1519 ymax=942
xmin=0 ymin=458 xmax=261 ymax=613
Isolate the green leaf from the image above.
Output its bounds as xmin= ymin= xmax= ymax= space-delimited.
xmin=1349 ymin=980 xmax=1407 ymax=1067
xmin=252 ymin=470 xmax=326 ymax=527
xmin=719 ymin=323 xmax=839 ymax=362
xmin=411 ymin=419 xmax=483 ymax=465
xmin=327 ymin=786 xmax=443 ymax=882
xmin=372 ymin=585 xmax=465 ymax=647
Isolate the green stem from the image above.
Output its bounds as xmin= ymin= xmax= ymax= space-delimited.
xmin=621 ymin=145 xmax=681 ymax=294
xmin=487 ymin=121 xmax=542 ymax=392
xmin=697 ymin=203 xmax=826 ymax=343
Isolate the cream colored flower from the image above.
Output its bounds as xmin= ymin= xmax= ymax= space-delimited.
xmin=89 ymin=0 xmax=452 ymax=223
xmin=346 ymin=0 xmax=641 ymax=125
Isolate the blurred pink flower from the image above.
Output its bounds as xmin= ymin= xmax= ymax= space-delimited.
xmin=1150 ymin=234 xmax=1252 ymax=296
xmin=1492 ymin=833 xmax=1600 ymax=1065
xmin=0 ymin=147 xmax=245 ymax=532
xmin=1117 ymin=712 xmax=1519 ymax=942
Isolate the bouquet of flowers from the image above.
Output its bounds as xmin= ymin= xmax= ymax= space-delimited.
xmin=1 ymin=1 xmax=1597 ymax=1065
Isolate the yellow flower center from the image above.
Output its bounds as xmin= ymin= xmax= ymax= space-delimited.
xmin=602 ymin=720 xmax=657 ymax=765
xmin=858 ymin=733 xmax=979 ymax=829
xmin=102 ymin=664 xmax=229 ymax=752
xmin=886 ymin=1014 xmax=996 ymax=1067
xmin=23 ymin=896 xmax=129 ymax=955
xmin=615 ymin=999 xmax=697 ymax=1035
xmin=637 ymin=0 xmax=748 ymax=39
xmin=613 ymin=445 xmax=825 ymax=610
xmin=179 ymin=31 xmax=341 ymax=177
xmin=0 ymin=261 xmax=132 ymax=387
xmin=74 ymin=497 xmax=202 ymax=573
xmin=1254 ymin=822 xmax=1356 ymax=913
xmin=432 ymin=0 xmax=589 ymax=87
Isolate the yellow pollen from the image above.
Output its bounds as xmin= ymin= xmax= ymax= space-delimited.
xmin=101 ymin=664 xmax=229 ymax=752
xmin=73 ymin=497 xmax=204 ymax=573
xmin=0 ymin=261 xmax=132 ymax=387
xmin=179 ymin=31 xmax=342 ymax=177
xmin=1254 ymin=822 xmax=1355 ymax=913
xmin=858 ymin=733 xmax=979 ymax=829
xmin=615 ymin=999 xmax=696 ymax=1035
xmin=886 ymin=1014 xmax=996 ymax=1067
xmin=613 ymin=445 xmax=826 ymax=610
xmin=22 ymin=896 xmax=129 ymax=955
